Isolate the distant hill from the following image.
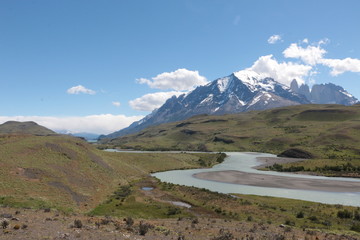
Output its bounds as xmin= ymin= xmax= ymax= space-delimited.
xmin=105 ymin=104 xmax=360 ymax=159
xmin=0 ymin=121 xmax=56 ymax=135
xmin=101 ymin=70 xmax=358 ymax=140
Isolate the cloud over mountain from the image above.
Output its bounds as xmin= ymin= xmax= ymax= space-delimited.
xmin=136 ymin=68 xmax=208 ymax=91
xmin=248 ymin=55 xmax=311 ymax=86
xmin=129 ymin=91 xmax=184 ymax=111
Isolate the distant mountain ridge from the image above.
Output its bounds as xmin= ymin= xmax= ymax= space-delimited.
xmin=290 ymin=80 xmax=358 ymax=105
xmin=0 ymin=121 xmax=56 ymax=135
xmin=101 ymin=70 xmax=358 ymax=140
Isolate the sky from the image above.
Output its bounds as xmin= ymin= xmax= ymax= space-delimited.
xmin=1 ymin=0 xmax=360 ymax=134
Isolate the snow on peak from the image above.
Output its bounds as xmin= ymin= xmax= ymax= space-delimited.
xmin=339 ymin=89 xmax=353 ymax=98
xmin=216 ymin=76 xmax=231 ymax=93
xmin=233 ymin=69 xmax=269 ymax=84
xmin=233 ymin=69 xmax=278 ymax=92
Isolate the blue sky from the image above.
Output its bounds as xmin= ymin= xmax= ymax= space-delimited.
xmin=1 ymin=0 xmax=360 ymax=134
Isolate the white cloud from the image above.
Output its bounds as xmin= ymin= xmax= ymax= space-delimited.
xmin=267 ymin=34 xmax=282 ymax=44
xmin=283 ymin=43 xmax=326 ymax=65
xmin=112 ymin=101 xmax=121 ymax=107
xmin=283 ymin=39 xmax=360 ymax=76
xmin=0 ymin=114 xmax=143 ymax=135
xmin=302 ymin=38 xmax=309 ymax=44
xmin=249 ymin=55 xmax=312 ymax=86
xmin=321 ymin=58 xmax=360 ymax=76
xmin=136 ymin=68 xmax=208 ymax=91
xmin=67 ymin=85 xmax=96 ymax=95
xmin=129 ymin=91 xmax=184 ymax=111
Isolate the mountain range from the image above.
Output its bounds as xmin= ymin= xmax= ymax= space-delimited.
xmin=101 ymin=70 xmax=358 ymax=139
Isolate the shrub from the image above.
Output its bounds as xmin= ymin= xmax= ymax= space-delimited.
xmin=285 ymin=220 xmax=295 ymax=226
xmin=354 ymin=211 xmax=360 ymax=221
xmin=337 ymin=209 xmax=353 ymax=219
xmin=351 ymin=223 xmax=360 ymax=232
xmin=139 ymin=221 xmax=152 ymax=236
xmin=296 ymin=211 xmax=304 ymax=218
xmin=74 ymin=219 xmax=83 ymax=228
xmin=167 ymin=206 xmax=181 ymax=216
xmin=125 ymin=217 xmax=134 ymax=227
xmin=212 ymin=231 xmax=234 ymax=240
xmin=308 ymin=216 xmax=319 ymax=222
xmin=1 ymin=220 xmax=9 ymax=229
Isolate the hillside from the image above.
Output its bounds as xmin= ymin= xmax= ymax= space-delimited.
xmin=104 ymin=104 xmax=360 ymax=160
xmin=0 ymin=134 xmax=221 ymax=211
xmin=0 ymin=121 xmax=56 ymax=135
xmin=101 ymin=70 xmax=358 ymax=139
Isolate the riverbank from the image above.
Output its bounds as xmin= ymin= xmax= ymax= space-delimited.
xmin=193 ymin=170 xmax=360 ymax=192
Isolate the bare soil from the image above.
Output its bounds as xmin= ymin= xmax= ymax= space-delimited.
xmin=1 ymin=207 xmax=359 ymax=240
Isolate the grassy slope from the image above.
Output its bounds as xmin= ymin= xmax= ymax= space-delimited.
xmin=0 ymin=134 xmax=222 ymax=212
xmin=105 ymin=104 xmax=360 ymax=173
xmin=0 ymin=121 xmax=56 ymax=135
xmin=89 ymin=177 xmax=360 ymax=235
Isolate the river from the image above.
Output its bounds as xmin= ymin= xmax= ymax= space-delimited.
xmin=106 ymin=150 xmax=360 ymax=206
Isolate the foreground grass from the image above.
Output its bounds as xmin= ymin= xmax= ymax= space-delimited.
xmin=89 ymin=176 xmax=360 ymax=236
xmin=0 ymin=134 xmax=225 ymax=212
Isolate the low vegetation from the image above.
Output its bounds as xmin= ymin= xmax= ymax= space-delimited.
xmin=0 ymin=134 xmax=224 ymax=211
xmin=101 ymin=104 xmax=360 ymax=177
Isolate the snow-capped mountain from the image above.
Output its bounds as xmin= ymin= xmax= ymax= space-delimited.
xmin=101 ymin=70 xmax=312 ymax=139
xmin=102 ymin=70 xmax=358 ymax=139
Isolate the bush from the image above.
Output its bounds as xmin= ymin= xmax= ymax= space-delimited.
xmin=167 ymin=206 xmax=181 ymax=216
xmin=1 ymin=220 xmax=9 ymax=229
xmin=74 ymin=219 xmax=83 ymax=228
xmin=351 ymin=223 xmax=360 ymax=232
xmin=125 ymin=217 xmax=134 ymax=227
xmin=296 ymin=211 xmax=304 ymax=218
xmin=308 ymin=216 xmax=319 ymax=223
xmin=337 ymin=209 xmax=353 ymax=219
xmin=139 ymin=221 xmax=152 ymax=236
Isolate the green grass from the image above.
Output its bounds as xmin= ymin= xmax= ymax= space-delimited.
xmin=0 ymin=134 xmax=225 ymax=212
xmin=0 ymin=121 xmax=55 ymax=135
xmin=101 ymin=104 xmax=360 ymax=176
xmin=88 ymin=176 xmax=360 ymax=236
xmin=103 ymin=104 xmax=360 ymax=158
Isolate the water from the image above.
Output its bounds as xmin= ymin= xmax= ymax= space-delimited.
xmin=152 ymin=152 xmax=360 ymax=207
xmin=105 ymin=149 xmax=360 ymax=206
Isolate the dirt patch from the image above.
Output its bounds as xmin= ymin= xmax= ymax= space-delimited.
xmin=48 ymin=181 xmax=88 ymax=204
xmin=180 ymin=129 xmax=197 ymax=135
xmin=87 ymin=152 xmax=111 ymax=170
xmin=23 ymin=168 xmax=46 ymax=180
xmin=45 ymin=143 xmax=77 ymax=160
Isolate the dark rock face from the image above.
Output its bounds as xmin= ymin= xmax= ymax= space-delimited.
xmin=103 ymin=72 xmax=358 ymax=140
xmin=290 ymin=80 xmax=357 ymax=106
xmin=278 ymin=148 xmax=314 ymax=159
